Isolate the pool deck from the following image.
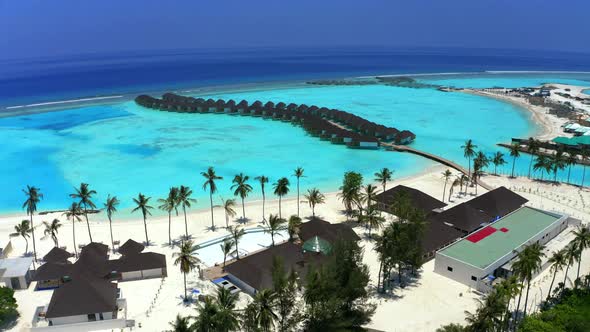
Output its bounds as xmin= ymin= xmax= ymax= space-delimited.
xmin=438 ymin=206 xmax=563 ymax=269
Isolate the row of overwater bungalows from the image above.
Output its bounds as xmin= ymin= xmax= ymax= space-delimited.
xmin=135 ymin=93 xmax=415 ymax=148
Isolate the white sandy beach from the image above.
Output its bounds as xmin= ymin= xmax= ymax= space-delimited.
xmin=1 ymin=83 xmax=589 ymax=332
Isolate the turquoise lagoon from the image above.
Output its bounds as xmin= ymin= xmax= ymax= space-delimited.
xmin=417 ymin=73 xmax=590 ymax=89
xmin=1 ymin=74 xmax=590 ymax=214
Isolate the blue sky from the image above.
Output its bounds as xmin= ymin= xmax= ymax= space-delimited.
xmin=0 ymin=0 xmax=589 ymax=60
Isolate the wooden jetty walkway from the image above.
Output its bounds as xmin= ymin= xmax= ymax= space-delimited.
xmin=381 ymin=142 xmax=493 ymax=191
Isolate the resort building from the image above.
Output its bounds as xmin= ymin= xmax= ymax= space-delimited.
xmin=434 ymin=206 xmax=571 ymax=292
xmin=431 ymin=186 xmax=528 ymax=234
xmin=31 ymin=240 xmax=166 ymax=330
xmin=0 ymin=257 xmax=33 ymax=289
xmin=373 ymin=186 xmax=530 ymax=261
xmin=224 ymin=218 xmax=359 ymax=295
xmin=373 ymin=184 xmax=447 ymax=216
xmin=0 ymin=239 xmax=13 ymax=258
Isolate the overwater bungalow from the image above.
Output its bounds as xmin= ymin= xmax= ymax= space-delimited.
xmin=286 ymin=103 xmax=298 ymax=112
xmin=275 ymin=101 xmax=286 ymax=110
xmin=397 ymin=130 xmax=416 ymax=144
xmin=224 ymin=99 xmax=236 ymax=113
xmin=264 ymin=101 xmax=275 ymax=110
xmin=215 ymin=99 xmax=226 ymax=113
xmin=298 ymin=104 xmax=309 ymax=113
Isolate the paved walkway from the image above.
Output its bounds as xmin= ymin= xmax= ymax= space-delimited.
xmin=381 ymin=142 xmax=493 ymax=191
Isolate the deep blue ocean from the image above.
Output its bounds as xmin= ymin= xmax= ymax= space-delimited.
xmin=2 ymin=47 xmax=590 ymax=107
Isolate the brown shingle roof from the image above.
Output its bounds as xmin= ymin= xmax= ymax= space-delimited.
xmin=225 ymin=242 xmax=304 ymax=291
xmin=109 ymin=252 xmax=166 ymax=273
xmin=118 ymin=239 xmax=144 ymax=257
xmin=43 ymin=247 xmax=72 ymax=263
xmin=298 ymin=218 xmax=360 ymax=243
xmin=421 ymin=219 xmax=463 ymax=254
xmin=45 ymin=277 xmax=118 ymax=318
xmin=374 ymin=185 xmax=446 ymax=215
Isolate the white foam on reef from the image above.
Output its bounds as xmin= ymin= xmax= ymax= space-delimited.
xmin=5 ymin=95 xmax=123 ymax=110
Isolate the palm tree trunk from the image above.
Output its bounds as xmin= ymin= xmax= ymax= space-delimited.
xmin=312 ymin=205 xmax=315 ymax=217
xmin=262 ymin=191 xmax=266 ymax=221
xmin=183 ymin=272 xmax=187 ymax=300
xmin=547 ymin=270 xmax=557 ymax=301
xmin=567 ymin=166 xmax=572 ymax=184
xmin=235 ymin=239 xmax=240 ymax=260
xmin=582 ymin=165 xmax=587 ymax=187
xmin=278 ymin=196 xmax=282 ymax=219
xmin=576 ymin=254 xmax=583 ymax=284
xmin=209 ymin=191 xmax=214 ymax=229
xmin=109 ymin=216 xmax=115 ymax=253
xmin=377 ymin=260 xmax=383 ymax=292
xmin=168 ymin=212 xmax=172 ymax=245
xmin=30 ymin=214 xmax=37 ymax=261
xmin=143 ymin=216 xmax=149 ymax=245
xmin=468 ymin=156 xmax=471 ymax=177
xmin=72 ymin=218 xmax=78 ymax=258
xmin=24 ymin=237 xmax=28 ymax=254
xmin=511 ymin=157 xmax=516 ymax=178
xmin=271 ymin=233 xmax=275 ymax=246
xmin=84 ymin=213 xmax=93 ymax=243
xmin=442 ymin=181 xmax=447 ymax=202
xmin=297 ymin=179 xmax=300 ymax=217
xmin=242 ymin=197 xmax=245 ymax=219
xmin=523 ymin=281 xmax=531 ymax=319
xmin=514 ymin=288 xmax=523 ymax=329
xmin=225 ymin=212 xmax=229 ymax=228
xmin=183 ymin=206 xmax=188 ymax=238
xmin=528 ymin=156 xmax=534 ymax=178
xmin=223 ymin=254 xmax=227 ymax=268
xmin=563 ymin=263 xmax=570 ymax=287
xmin=495 ymin=164 xmax=498 ymax=176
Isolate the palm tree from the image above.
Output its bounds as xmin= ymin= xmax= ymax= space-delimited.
xmin=546 ymin=249 xmax=567 ymax=301
xmin=512 ymin=243 xmax=545 ymax=322
xmin=550 ymin=149 xmax=567 ymax=183
xmin=159 ymin=187 xmax=179 ymax=245
xmin=43 ymin=219 xmax=62 ymax=247
xmin=441 ymin=169 xmax=452 ymax=202
xmin=245 ymin=289 xmax=278 ymax=332
xmin=580 ymin=148 xmax=589 ymax=187
xmin=293 ymin=167 xmax=305 ymax=217
xmin=492 ymin=151 xmax=507 ymax=176
xmin=458 ymin=174 xmax=468 ymax=196
xmin=70 ymin=183 xmax=97 ymax=242
xmin=220 ymin=238 xmax=234 ymax=268
xmin=11 ymin=220 xmax=31 ymax=255
xmin=227 ymin=226 xmax=245 ymax=259
xmin=173 ymin=240 xmax=200 ymax=301
xmin=177 ymin=185 xmax=196 ymax=238
xmin=563 ymin=243 xmax=579 ymax=288
xmin=273 ymin=177 xmax=290 ymax=219
xmin=22 ymin=185 xmax=42 ymax=261
xmin=221 ymin=198 xmax=237 ymax=228
xmin=449 ymin=178 xmax=459 ymax=201
xmin=362 ymin=184 xmax=379 ymax=210
xmin=63 ymin=202 xmax=83 ymax=258
xmin=461 ymin=139 xmax=477 ymax=177
xmin=103 ymin=195 xmax=119 ymax=252
xmin=132 ymin=193 xmax=154 ymax=245
xmin=533 ymin=155 xmax=550 ymax=181
xmin=214 ymin=287 xmax=240 ymax=331
xmin=231 ymin=173 xmax=253 ymax=220
xmin=255 ymin=175 xmax=269 ymax=222
xmin=374 ymin=167 xmax=393 ymax=193
xmin=474 ymin=151 xmax=490 ymax=173
xmin=572 ymin=226 xmax=590 ymax=282
xmin=202 ymin=166 xmax=223 ymax=230
xmin=526 ymin=138 xmax=540 ymax=178
xmin=287 ymin=215 xmax=302 ymax=242
xmin=265 ymin=214 xmax=286 ymax=246
xmin=565 ymin=153 xmax=577 ymax=184
xmin=303 ymin=188 xmax=325 ymax=217
xmin=360 ymin=205 xmax=385 ymax=236
xmin=167 ymin=314 xmax=191 ymax=332
xmin=509 ymin=143 xmax=520 ymax=178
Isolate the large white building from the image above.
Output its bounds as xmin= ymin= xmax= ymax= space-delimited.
xmin=434 ymin=206 xmax=571 ymax=292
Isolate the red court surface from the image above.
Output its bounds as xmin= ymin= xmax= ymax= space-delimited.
xmin=467 ymin=226 xmax=497 ymax=243
xmin=500 ymin=227 xmax=509 ymax=233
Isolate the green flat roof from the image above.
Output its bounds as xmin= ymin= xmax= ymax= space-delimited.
xmin=439 ymin=207 xmax=562 ymax=270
